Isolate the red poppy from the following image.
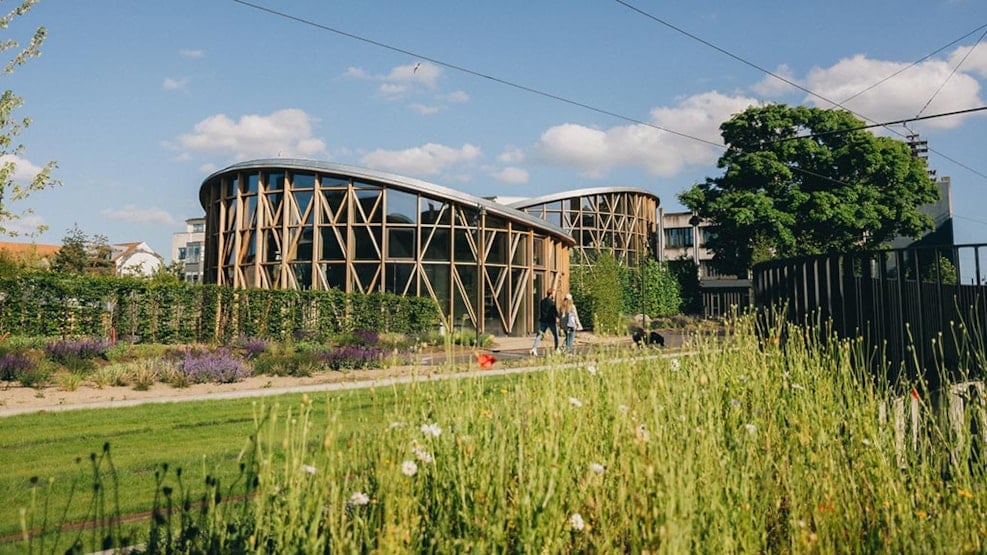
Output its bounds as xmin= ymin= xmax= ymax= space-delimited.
xmin=910 ymin=388 xmax=920 ymax=401
xmin=475 ymin=353 xmax=496 ymax=369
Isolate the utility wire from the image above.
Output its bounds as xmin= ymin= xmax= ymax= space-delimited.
xmin=612 ymin=0 xmax=987 ymax=180
xmin=915 ymin=29 xmax=987 ymax=118
xmin=229 ymin=0 xmax=723 ymax=148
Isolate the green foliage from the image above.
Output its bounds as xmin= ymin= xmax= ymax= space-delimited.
xmin=667 ymin=259 xmax=702 ymax=314
xmin=570 ymin=249 xmax=624 ymax=335
xmin=623 ymin=259 xmax=684 ymax=318
xmin=0 ymin=1 xmax=59 ymax=238
xmin=680 ymin=103 xmax=940 ymax=274
xmin=0 ymin=272 xmax=440 ymax=344
xmin=51 ymin=224 xmax=114 ymax=276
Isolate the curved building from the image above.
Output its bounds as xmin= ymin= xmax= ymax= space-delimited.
xmin=508 ymin=187 xmax=660 ymax=265
xmin=199 ymin=159 xmax=574 ymax=336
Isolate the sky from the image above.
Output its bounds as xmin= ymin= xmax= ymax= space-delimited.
xmin=3 ymin=0 xmax=987 ymax=259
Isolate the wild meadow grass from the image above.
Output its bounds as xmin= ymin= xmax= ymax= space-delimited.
xmin=5 ymin=315 xmax=987 ymax=553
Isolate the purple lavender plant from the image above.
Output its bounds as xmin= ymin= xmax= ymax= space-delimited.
xmin=320 ymin=345 xmax=384 ymax=371
xmin=237 ymin=336 xmax=270 ymax=359
xmin=45 ymin=337 xmax=111 ymax=362
xmin=0 ymin=352 xmax=36 ymax=382
xmin=179 ymin=348 xmax=251 ymax=384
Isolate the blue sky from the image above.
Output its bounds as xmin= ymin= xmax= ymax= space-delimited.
xmin=4 ymin=0 xmax=987 ymax=258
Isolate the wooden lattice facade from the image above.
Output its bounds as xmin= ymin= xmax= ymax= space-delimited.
xmin=509 ymin=188 xmax=660 ymax=266
xmin=198 ymin=160 xmax=574 ymax=336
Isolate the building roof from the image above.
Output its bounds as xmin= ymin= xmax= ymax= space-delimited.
xmin=200 ymin=159 xmax=576 ymax=245
xmin=0 ymin=241 xmax=60 ymax=259
xmin=505 ymin=187 xmax=660 ymax=210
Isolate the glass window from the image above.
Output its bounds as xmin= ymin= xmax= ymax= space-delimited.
xmin=265 ymin=171 xmax=285 ymax=191
xmin=385 ymin=263 xmax=415 ymax=295
xmin=322 ymin=190 xmax=347 ymax=224
xmin=423 ymin=228 xmax=450 ymax=261
xmin=178 ymin=247 xmax=187 ymax=261
xmin=353 ymin=226 xmax=381 ymax=260
xmin=320 ymin=263 xmax=346 ymax=289
xmin=388 ymin=228 xmax=416 ymax=259
xmin=191 ymin=222 xmax=205 ymax=233
xmin=665 ymin=227 xmax=693 ymax=248
xmin=453 ymin=229 xmax=476 ymax=263
xmin=244 ymin=173 xmax=259 ymax=195
xmin=320 ymin=228 xmax=344 ymax=260
xmin=386 ymin=189 xmax=419 ymax=224
xmin=355 ymin=189 xmax=382 ymax=223
xmin=291 ymin=172 xmax=315 ymax=189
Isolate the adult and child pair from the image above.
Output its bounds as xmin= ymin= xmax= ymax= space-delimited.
xmin=530 ymin=289 xmax=582 ymax=356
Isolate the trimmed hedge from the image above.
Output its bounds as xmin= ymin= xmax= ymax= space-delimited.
xmin=0 ymin=272 xmax=439 ymax=344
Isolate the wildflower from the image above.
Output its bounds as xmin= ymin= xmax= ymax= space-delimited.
xmin=569 ymin=513 xmax=585 ymax=532
xmin=862 ymin=439 xmax=872 ymax=447
xmin=957 ymin=488 xmax=974 ymax=499
xmin=636 ymin=424 xmax=650 ymax=443
xmin=301 ymin=464 xmax=317 ymax=475
xmin=917 ymin=509 xmax=929 ymax=519
xmin=348 ymin=491 xmax=370 ymax=507
xmin=744 ymin=423 xmax=757 ymax=434
xmin=791 ymin=383 xmax=805 ymax=392
xmin=389 ymin=421 xmax=406 ymax=430
xmin=618 ymin=404 xmax=629 ymax=414
xmin=589 ymin=462 xmax=605 ymax=474
xmin=414 ymin=447 xmax=434 ymax=464
xmin=586 ymin=364 xmax=597 ymax=376
xmin=569 ymin=397 xmax=583 ymax=408
xmin=729 ymin=398 xmax=741 ymax=408
xmin=421 ymin=422 xmax=442 ymax=437
xmin=401 ymin=460 xmax=418 ymax=476
xmin=669 ymin=358 xmax=680 ymax=372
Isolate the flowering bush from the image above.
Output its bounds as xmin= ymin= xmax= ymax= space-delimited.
xmin=348 ymin=329 xmax=380 ymax=346
xmin=320 ymin=345 xmax=384 ymax=371
xmin=0 ymin=351 xmax=38 ymax=382
xmin=172 ymin=348 xmax=251 ymax=385
xmin=45 ymin=337 xmax=111 ymax=363
xmin=236 ymin=335 xmax=270 ymax=359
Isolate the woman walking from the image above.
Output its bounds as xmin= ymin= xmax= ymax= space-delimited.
xmin=560 ymin=293 xmax=583 ymax=354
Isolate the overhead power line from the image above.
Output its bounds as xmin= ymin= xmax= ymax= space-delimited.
xmin=229 ymin=0 xmax=722 ymax=148
xmin=611 ymin=0 xmax=987 ymax=181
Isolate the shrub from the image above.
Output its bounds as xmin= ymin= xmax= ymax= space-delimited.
xmin=320 ymin=345 xmax=384 ymax=371
xmin=252 ymin=351 xmax=322 ymax=377
xmin=236 ymin=335 xmax=270 ymax=359
xmin=172 ymin=348 xmax=250 ymax=384
xmin=45 ymin=337 xmax=111 ymax=363
xmin=91 ymin=364 xmax=132 ymax=388
xmin=0 ymin=351 xmax=37 ymax=382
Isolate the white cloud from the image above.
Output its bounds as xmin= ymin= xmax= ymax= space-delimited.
xmin=100 ymin=205 xmax=176 ymax=226
xmin=491 ymin=166 xmax=529 ymax=184
xmin=948 ymin=43 xmax=987 ymax=78
xmin=0 ymin=154 xmax=46 ymax=183
xmin=751 ymin=64 xmax=801 ymax=98
xmin=535 ymin=91 xmax=756 ymax=178
xmin=443 ymin=90 xmax=469 ymax=103
xmin=179 ymin=49 xmax=204 ymax=59
xmin=497 ymin=147 xmax=525 ymax=164
xmin=343 ymin=66 xmax=371 ymax=80
xmin=387 ymin=62 xmax=441 ymax=89
xmin=177 ymin=108 xmax=327 ymax=160
xmin=163 ymin=76 xmax=188 ymax=91
xmin=409 ymin=103 xmax=440 ymax=115
xmin=361 ymin=143 xmax=481 ymax=176
xmin=803 ymin=54 xmax=983 ymax=128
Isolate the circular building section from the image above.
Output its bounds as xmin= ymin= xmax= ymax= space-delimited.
xmin=199 ymin=159 xmax=574 ymax=336
xmin=508 ymin=187 xmax=660 ymax=266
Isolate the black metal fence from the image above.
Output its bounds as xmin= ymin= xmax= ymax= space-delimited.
xmin=753 ymin=243 xmax=987 ymax=390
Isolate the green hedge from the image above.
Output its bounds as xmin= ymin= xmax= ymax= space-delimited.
xmin=0 ymin=273 xmax=439 ymax=343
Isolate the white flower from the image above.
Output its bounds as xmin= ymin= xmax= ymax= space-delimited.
xmin=569 ymin=513 xmax=585 ymax=531
xmin=348 ymin=491 xmax=370 ymax=506
xmin=729 ymin=398 xmax=741 ymax=408
xmin=568 ymin=397 xmax=583 ymax=408
xmin=635 ymin=424 xmax=650 ymax=443
xmin=420 ymin=422 xmax=442 ymax=437
xmin=791 ymin=383 xmax=805 ymax=392
xmin=389 ymin=421 xmax=406 ymax=430
xmin=744 ymin=423 xmax=757 ymax=434
xmin=669 ymin=358 xmax=681 ymax=372
xmin=401 ymin=460 xmax=418 ymax=476
xmin=586 ymin=364 xmax=597 ymax=376
xmin=589 ymin=462 xmax=605 ymax=474
xmin=862 ymin=439 xmax=872 ymax=447
xmin=618 ymin=404 xmax=629 ymax=414
xmin=301 ymin=464 xmax=317 ymax=475
xmin=414 ymin=447 xmax=434 ymax=464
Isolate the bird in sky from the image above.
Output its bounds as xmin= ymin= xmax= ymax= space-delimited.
xmin=413 ymin=62 xmax=421 ymax=74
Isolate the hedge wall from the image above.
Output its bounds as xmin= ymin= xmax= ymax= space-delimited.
xmin=0 ymin=273 xmax=440 ymax=343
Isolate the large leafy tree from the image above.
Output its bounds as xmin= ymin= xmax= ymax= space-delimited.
xmin=53 ymin=224 xmax=114 ymax=276
xmin=0 ymin=1 xmax=58 ymax=237
xmin=679 ymin=104 xmax=939 ymax=275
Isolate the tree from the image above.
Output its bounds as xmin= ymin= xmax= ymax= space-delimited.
xmin=0 ymin=1 xmax=58 ymax=237
xmin=52 ymin=224 xmax=114 ymax=276
xmin=679 ymin=104 xmax=939 ymax=275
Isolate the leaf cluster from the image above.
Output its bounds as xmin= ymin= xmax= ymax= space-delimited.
xmin=680 ymin=104 xmax=939 ymax=274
